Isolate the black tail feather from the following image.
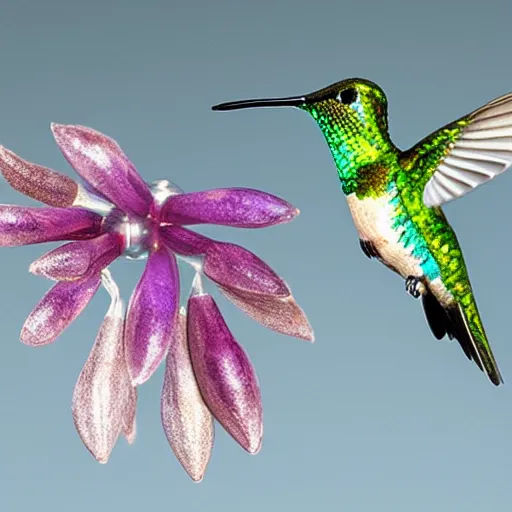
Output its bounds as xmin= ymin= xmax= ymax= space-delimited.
xmin=421 ymin=292 xmax=448 ymax=341
xmin=445 ymin=306 xmax=484 ymax=372
xmin=421 ymin=291 xmax=484 ymax=372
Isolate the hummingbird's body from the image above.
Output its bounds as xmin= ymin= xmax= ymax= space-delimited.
xmin=213 ymin=78 xmax=512 ymax=386
xmin=343 ymin=153 xmax=458 ymax=308
xmin=346 ymin=180 xmax=453 ymax=305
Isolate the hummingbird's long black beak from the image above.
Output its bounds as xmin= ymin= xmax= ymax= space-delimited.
xmin=212 ymin=95 xmax=306 ymax=111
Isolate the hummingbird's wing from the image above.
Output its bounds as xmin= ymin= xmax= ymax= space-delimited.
xmin=402 ymin=92 xmax=512 ymax=207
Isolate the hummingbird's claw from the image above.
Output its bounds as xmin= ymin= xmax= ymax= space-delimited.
xmin=405 ymin=276 xmax=426 ymax=299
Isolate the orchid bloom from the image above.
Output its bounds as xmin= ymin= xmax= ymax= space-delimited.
xmin=0 ymin=124 xmax=313 ymax=481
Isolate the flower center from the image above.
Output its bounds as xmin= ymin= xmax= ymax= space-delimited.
xmin=121 ymin=215 xmax=153 ymax=260
xmin=101 ymin=179 xmax=183 ymax=261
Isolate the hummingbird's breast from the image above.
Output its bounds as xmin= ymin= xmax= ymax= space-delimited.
xmin=346 ymin=192 xmax=423 ymax=277
xmin=345 ymin=185 xmax=455 ymax=306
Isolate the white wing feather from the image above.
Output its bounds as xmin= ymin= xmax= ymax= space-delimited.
xmin=423 ymin=93 xmax=512 ymax=207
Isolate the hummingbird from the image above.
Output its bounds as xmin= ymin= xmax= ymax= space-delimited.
xmin=212 ymin=78 xmax=512 ymax=386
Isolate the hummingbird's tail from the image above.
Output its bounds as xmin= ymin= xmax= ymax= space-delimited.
xmin=422 ymin=290 xmax=503 ymax=386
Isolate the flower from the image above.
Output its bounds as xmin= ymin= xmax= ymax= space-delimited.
xmin=0 ymin=124 xmax=313 ymax=481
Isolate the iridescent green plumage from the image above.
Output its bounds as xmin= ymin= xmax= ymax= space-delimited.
xmin=213 ymin=78 xmax=512 ymax=386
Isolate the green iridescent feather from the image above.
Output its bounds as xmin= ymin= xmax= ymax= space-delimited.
xmin=397 ymin=120 xmax=497 ymax=378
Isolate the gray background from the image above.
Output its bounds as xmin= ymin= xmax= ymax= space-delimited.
xmin=0 ymin=0 xmax=511 ymax=511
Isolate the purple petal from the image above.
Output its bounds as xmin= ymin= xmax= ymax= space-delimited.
xmin=0 ymin=146 xmax=79 ymax=207
xmin=159 ymin=225 xmax=212 ymax=256
xmin=161 ymin=310 xmax=214 ymax=482
xmin=51 ymin=124 xmax=152 ymax=217
xmin=20 ymin=274 xmax=101 ymax=346
xmin=30 ymin=232 xmax=123 ymax=281
xmin=160 ymin=188 xmax=299 ymax=228
xmin=204 ymin=242 xmax=289 ymax=297
xmin=187 ymin=294 xmax=262 ymax=454
xmin=219 ymin=287 xmax=314 ymax=342
xmin=72 ymin=313 xmax=132 ymax=463
xmin=125 ymin=248 xmax=180 ymax=385
xmin=0 ymin=206 xmax=102 ymax=247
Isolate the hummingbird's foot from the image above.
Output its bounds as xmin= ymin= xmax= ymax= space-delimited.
xmin=405 ymin=276 xmax=426 ymax=299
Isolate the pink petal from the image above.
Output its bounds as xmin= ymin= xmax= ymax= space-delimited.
xmin=0 ymin=206 xmax=102 ymax=247
xmin=30 ymin=232 xmax=123 ymax=281
xmin=161 ymin=310 xmax=214 ymax=482
xmin=159 ymin=225 xmax=212 ymax=256
xmin=51 ymin=124 xmax=153 ymax=217
xmin=204 ymin=242 xmax=289 ymax=297
xmin=122 ymin=385 xmax=137 ymax=444
xmin=0 ymin=146 xmax=79 ymax=207
xmin=160 ymin=227 xmax=290 ymax=298
xmin=72 ymin=313 xmax=132 ymax=464
xmin=160 ymin=188 xmax=299 ymax=228
xmin=187 ymin=294 xmax=263 ymax=454
xmin=20 ymin=274 xmax=101 ymax=346
xmin=219 ymin=287 xmax=314 ymax=342
xmin=125 ymin=248 xmax=180 ymax=385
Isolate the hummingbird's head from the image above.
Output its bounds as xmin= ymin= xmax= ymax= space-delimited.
xmin=213 ymin=78 xmax=395 ymax=184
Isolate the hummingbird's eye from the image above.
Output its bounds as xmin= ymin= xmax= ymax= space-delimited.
xmin=337 ymin=88 xmax=358 ymax=105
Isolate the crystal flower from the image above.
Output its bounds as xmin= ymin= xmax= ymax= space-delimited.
xmin=0 ymin=124 xmax=313 ymax=481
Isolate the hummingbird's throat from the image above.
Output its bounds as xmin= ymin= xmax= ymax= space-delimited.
xmin=303 ymin=103 xmax=392 ymax=196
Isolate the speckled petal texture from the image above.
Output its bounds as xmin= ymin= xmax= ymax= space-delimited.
xmin=160 ymin=188 xmax=298 ymax=228
xmin=72 ymin=314 xmax=133 ymax=464
xmin=125 ymin=248 xmax=180 ymax=385
xmin=204 ymin=242 xmax=289 ymax=297
xmin=0 ymin=206 xmax=102 ymax=247
xmin=161 ymin=311 xmax=214 ymax=482
xmin=30 ymin=233 xmax=123 ymax=281
xmin=187 ymin=294 xmax=262 ymax=454
xmin=51 ymin=124 xmax=153 ymax=217
xmin=220 ymin=287 xmax=314 ymax=341
xmin=20 ymin=274 xmax=101 ymax=346
xmin=0 ymin=146 xmax=79 ymax=207
xmin=122 ymin=385 xmax=137 ymax=444
xmin=159 ymin=225 xmax=212 ymax=256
